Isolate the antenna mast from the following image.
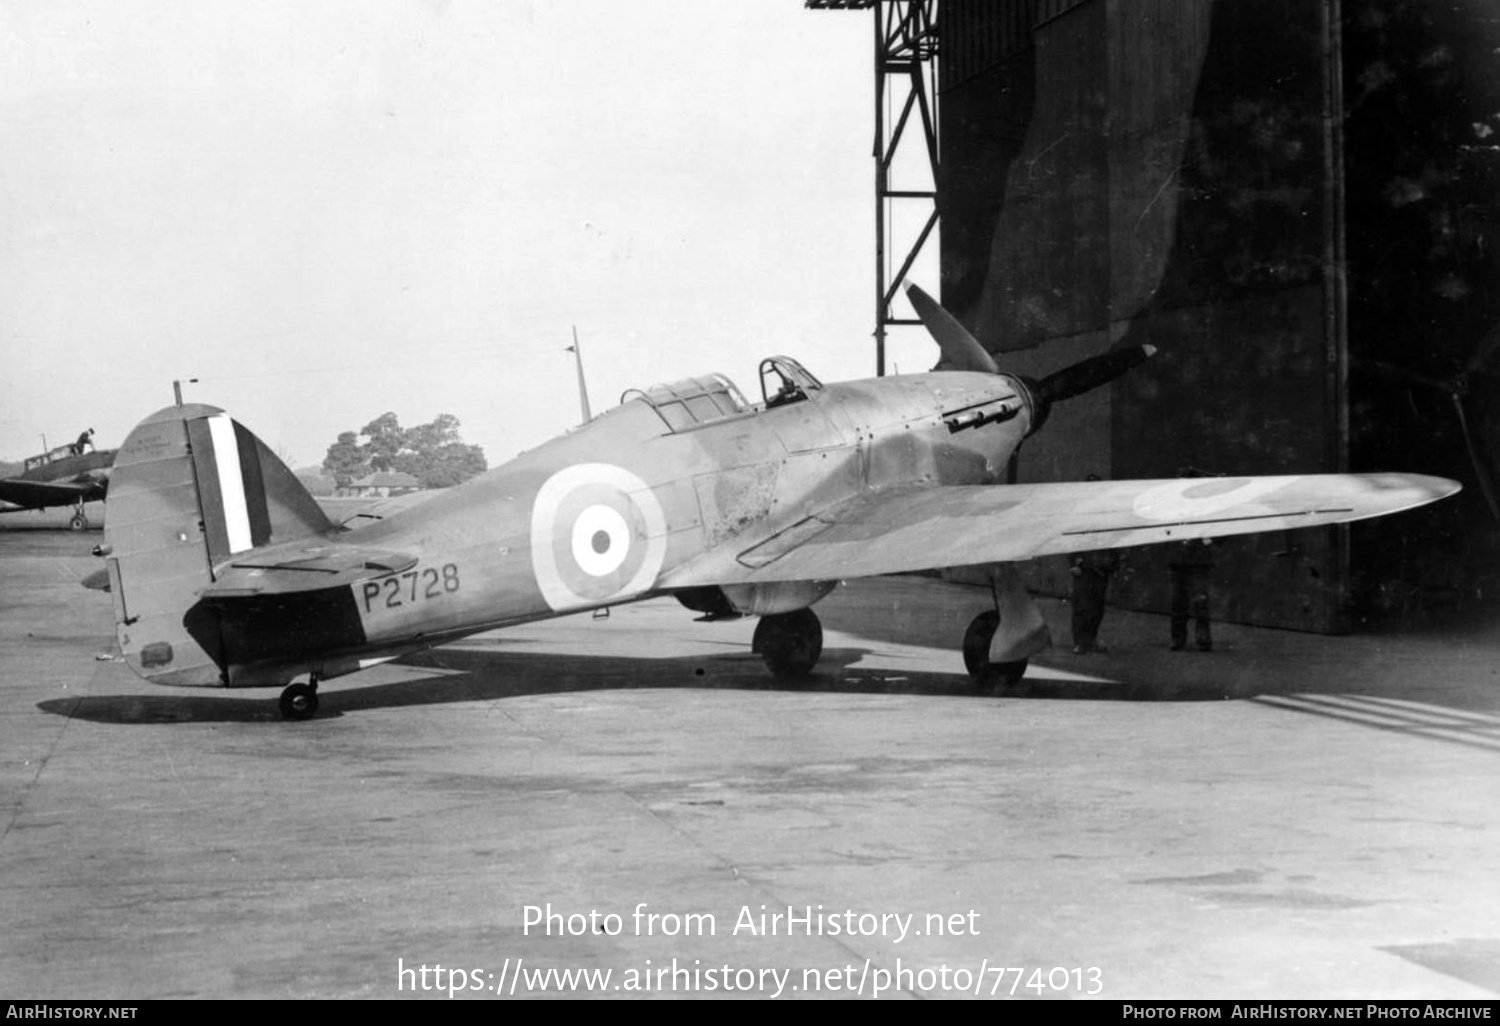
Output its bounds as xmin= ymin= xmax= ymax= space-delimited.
xmin=568 ymin=327 xmax=593 ymax=423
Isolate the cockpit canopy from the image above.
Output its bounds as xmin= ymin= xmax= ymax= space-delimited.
xmin=630 ymin=373 xmax=751 ymax=432
xmin=23 ymin=445 xmax=78 ymax=472
xmin=759 ymin=356 xmax=823 ymax=409
xmin=626 ymin=357 xmax=824 ymax=433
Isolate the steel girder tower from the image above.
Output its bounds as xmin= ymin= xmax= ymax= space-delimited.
xmin=808 ymin=1 xmax=940 ymax=376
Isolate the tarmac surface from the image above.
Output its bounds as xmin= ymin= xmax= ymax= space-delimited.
xmin=2 ymin=514 xmax=1498 ymax=1000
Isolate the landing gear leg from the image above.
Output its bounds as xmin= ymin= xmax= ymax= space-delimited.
xmin=69 ymin=502 xmax=88 ymax=531
xmin=962 ymin=611 xmax=1029 ymax=691
xmin=753 ymin=609 xmax=823 ymax=679
xmin=962 ymin=565 xmax=1047 ymax=692
xmin=279 ymin=676 xmax=321 ymax=720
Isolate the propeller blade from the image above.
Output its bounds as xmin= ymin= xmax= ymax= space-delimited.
xmin=1036 ymin=344 xmax=1158 ymax=404
xmin=1450 ymin=392 xmax=1500 ymax=524
xmin=906 ymin=284 xmax=1000 ymax=375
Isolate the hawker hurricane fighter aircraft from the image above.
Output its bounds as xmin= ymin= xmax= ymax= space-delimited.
xmin=1 ymin=430 xmax=115 ymax=530
xmin=93 ymin=286 xmax=1458 ymax=718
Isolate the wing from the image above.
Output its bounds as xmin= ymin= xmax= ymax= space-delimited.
xmin=664 ymin=473 xmax=1459 ymax=586
xmin=0 ymin=478 xmax=97 ymax=510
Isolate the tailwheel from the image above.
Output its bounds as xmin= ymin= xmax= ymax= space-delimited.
xmin=279 ymin=679 xmax=320 ymax=720
xmin=753 ymin=609 xmax=823 ymax=679
xmin=962 ymin=611 xmax=1029 ymax=691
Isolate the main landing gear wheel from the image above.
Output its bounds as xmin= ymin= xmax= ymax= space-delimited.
xmin=753 ymin=609 xmax=823 ymax=679
xmin=69 ymin=512 xmax=88 ymax=531
xmin=279 ymin=679 xmax=320 ymax=720
xmin=962 ymin=611 xmax=1028 ymax=691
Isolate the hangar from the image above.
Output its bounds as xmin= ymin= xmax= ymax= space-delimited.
xmin=812 ymin=0 xmax=1500 ymax=632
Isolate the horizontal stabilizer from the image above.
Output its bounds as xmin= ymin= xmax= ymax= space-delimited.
xmin=202 ymin=545 xmax=419 ymax=597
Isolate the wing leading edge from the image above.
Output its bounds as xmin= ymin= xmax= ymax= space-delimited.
xmin=664 ymin=473 xmax=1460 ymax=587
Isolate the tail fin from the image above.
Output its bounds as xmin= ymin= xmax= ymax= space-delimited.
xmin=103 ymin=404 xmax=335 ymax=685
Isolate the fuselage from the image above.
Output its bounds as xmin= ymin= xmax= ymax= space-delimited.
xmin=21 ymin=445 xmax=114 ymax=484
xmin=117 ymin=366 xmax=1034 ymax=688
xmin=306 ymin=368 xmax=1031 ymax=674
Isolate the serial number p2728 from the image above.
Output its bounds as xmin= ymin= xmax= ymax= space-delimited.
xmin=360 ymin=564 xmax=461 ymax=614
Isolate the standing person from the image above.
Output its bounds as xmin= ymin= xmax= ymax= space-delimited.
xmin=1070 ymin=547 xmax=1120 ymax=654
xmin=1169 ymin=538 xmax=1214 ymax=651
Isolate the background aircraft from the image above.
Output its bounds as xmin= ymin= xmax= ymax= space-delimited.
xmin=0 ymin=430 xmax=115 ymax=530
xmin=90 ymin=287 xmax=1458 ymax=718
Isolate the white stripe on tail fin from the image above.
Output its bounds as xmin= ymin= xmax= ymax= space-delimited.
xmin=206 ymin=413 xmax=253 ymax=554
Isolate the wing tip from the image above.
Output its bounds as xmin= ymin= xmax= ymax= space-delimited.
xmin=1349 ymin=473 xmax=1462 ymax=518
xmin=1399 ymin=473 xmax=1463 ymax=500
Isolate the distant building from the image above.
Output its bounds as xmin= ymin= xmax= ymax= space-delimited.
xmin=339 ymin=472 xmax=422 ymax=498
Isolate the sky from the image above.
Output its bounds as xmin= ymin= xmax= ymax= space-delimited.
xmin=1 ymin=0 xmax=937 ymax=469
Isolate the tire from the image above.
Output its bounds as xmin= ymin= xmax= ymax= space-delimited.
xmin=279 ymin=682 xmax=319 ymax=720
xmin=962 ymin=610 xmax=1028 ymax=690
xmin=753 ymin=609 xmax=823 ymax=678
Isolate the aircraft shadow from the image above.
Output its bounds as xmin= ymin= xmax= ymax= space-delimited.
xmin=815 ymin=593 xmax=1500 ymax=753
xmin=38 ymin=639 xmax=1269 ymax=726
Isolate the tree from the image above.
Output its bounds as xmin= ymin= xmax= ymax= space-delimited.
xmin=394 ymin=414 xmax=487 ymax=488
xmin=360 ymin=412 xmax=404 ymax=473
xmin=400 ymin=413 xmax=462 ymax=456
xmin=321 ymin=431 xmax=369 ymax=488
xmin=406 ymin=440 xmax=489 ymax=488
xmin=321 ymin=412 xmax=487 ymax=490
